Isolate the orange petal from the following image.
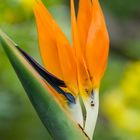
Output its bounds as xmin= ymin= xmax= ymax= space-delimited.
xmin=86 ymin=0 xmax=109 ymax=87
xmin=71 ymin=0 xmax=92 ymax=96
xmin=77 ymin=0 xmax=92 ymax=54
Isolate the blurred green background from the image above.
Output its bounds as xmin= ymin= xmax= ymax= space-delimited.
xmin=0 ymin=0 xmax=140 ymax=140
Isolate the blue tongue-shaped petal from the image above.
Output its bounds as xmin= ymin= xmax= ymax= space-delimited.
xmin=17 ymin=46 xmax=66 ymax=87
xmin=16 ymin=46 xmax=76 ymax=104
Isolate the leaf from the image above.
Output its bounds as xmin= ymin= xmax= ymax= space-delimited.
xmin=0 ymin=29 xmax=88 ymax=140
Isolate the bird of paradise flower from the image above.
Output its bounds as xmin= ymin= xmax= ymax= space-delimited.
xmin=33 ymin=0 xmax=109 ymax=137
xmin=0 ymin=0 xmax=109 ymax=139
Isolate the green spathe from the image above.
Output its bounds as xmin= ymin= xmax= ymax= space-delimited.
xmin=0 ymin=30 xmax=88 ymax=140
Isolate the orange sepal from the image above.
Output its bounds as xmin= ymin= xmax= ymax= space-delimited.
xmin=33 ymin=0 xmax=63 ymax=80
xmin=71 ymin=0 xmax=92 ymax=97
xmin=56 ymin=30 xmax=78 ymax=96
xmin=34 ymin=0 xmax=78 ymax=96
xmin=77 ymin=0 xmax=92 ymax=54
xmin=86 ymin=0 xmax=109 ymax=87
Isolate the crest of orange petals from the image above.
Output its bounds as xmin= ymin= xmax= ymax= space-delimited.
xmin=33 ymin=0 xmax=109 ymax=99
